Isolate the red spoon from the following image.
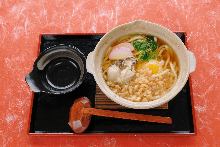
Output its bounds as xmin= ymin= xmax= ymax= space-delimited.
xmin=69 ymin=97 xmax=172 ymax=133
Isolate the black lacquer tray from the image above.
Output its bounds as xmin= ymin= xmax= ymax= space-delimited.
xmin=29 ymin=33 xmax=195 ymax=134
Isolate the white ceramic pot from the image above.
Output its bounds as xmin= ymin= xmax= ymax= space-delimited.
xmin=86 ymin=20 xmax=196 ymax=109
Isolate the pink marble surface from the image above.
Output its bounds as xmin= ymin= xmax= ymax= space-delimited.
xmin=0 ymin=0 xmax=220 ymax=146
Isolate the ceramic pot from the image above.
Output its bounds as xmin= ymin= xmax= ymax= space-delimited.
xmin=25 ymin=45 xmax=86 ymax=94
xmin=86 ymin=20 xmax=196 ymax=109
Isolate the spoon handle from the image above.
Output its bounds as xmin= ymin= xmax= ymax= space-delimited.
xmin=83 ymin=108 xmax=172 ymax=124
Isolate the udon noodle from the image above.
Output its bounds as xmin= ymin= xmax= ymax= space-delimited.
xmin=102 ymin=34 xmax=179 ymax=102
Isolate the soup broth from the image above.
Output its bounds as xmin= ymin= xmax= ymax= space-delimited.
xmin=102 ymin=34 xmax=179 ymax=102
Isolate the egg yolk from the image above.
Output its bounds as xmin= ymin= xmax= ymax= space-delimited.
xmin=136 ymin=61 xmax=160 ymax=74
xmin=147 ymin=64 xmax=160 ymax=74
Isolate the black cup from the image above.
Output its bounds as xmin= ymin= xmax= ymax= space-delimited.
xmin=25 ymin=45 xmax=86 ymax=94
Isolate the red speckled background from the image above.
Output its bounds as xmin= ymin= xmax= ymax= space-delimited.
xmin=0 ymin=0 xmax=220 ymax=146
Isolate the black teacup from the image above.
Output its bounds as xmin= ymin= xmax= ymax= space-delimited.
xmin=25 ymin=45 xmax=86 ymax=94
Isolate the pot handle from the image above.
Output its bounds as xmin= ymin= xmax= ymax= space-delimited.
xmin=86 ymin=51 xmax=95 ymax=74
xmin=25 ymin=71 xmax=41 ymax=93
xmin=187 ymin=50 xmax=196 ymax=73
